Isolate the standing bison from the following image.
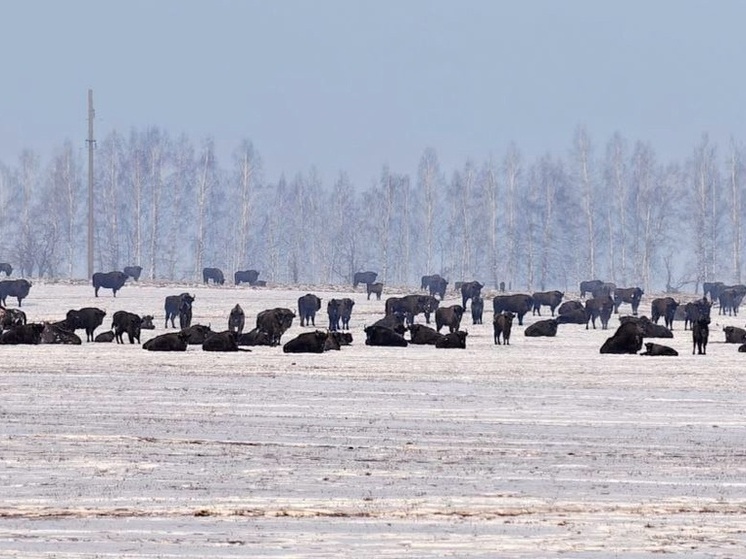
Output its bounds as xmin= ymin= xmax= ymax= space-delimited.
xmin=92 ymin=271 xmax=128 ymax=297
xmin=692 ymin=316 xmax=710 ymax=355
xmin=613 ymin=287 xmax=644 ymax=315
xmin=651 ymin=297 xmax=679 ymax=330
xmin=366 ymin=282 xmax=383 ymax=300
xmin=585 ymin=296 xmax=614 ymax=330
xmin=579 ymin=279 xmax=604 ymax=298
xmin=256 ymin=308 xmax=296 ymax=346
xmin=531 ymin=290 xmax=563 ymax=316
xmin=460 ymin=281 xmax=484 ymax=309
xmin=298 ymin=293 xmax=322 ymax=327
xmin=164 ymin=293 xmax=195 ymax=328
xmin=234 ymin=269 xmax=260 ymax=285
xmin=471 ymin=295 xmax=484 ymax=324
xmin=421 ymin=274 xmax=448 ymax=299
xmin=228 ymin=304 xmax=245 ymax=334
xmin=385 ymin=294 xmax=438 ymax=326
xmin=0 ymin=279 xmax=32 ymax=307
xmin=493 ymin=311 xmax=515 ymax=345
xmin=435 ymin=305 xmax=464 ymax=333
xmin=111 ymin=310 xmax=150 ymax=344
xmin=353 ymin=271 xmax=378 ymax=288
xmin=202 ymin=267 xmax=225 ymax=285
xmin=493 ymin=294 xmax=533 ymax=326
xmin=65 ymin=307 xmax=107 ymax=342
xmin=0 ymin=262 xmax=12 ymax=276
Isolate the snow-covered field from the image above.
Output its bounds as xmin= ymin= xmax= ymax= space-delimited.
xmin=1 ymin=280 xmax=745 ymax=557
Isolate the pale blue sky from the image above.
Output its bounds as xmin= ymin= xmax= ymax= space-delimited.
xmin=2 ymin=0 xmax=744 ymax=185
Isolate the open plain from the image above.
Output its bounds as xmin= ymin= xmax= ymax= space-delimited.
xmin=1 ymin=280 xmax=745 ymax=557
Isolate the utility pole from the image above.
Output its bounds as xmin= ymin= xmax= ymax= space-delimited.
xmin=87 ymin=89 xmax=95 ymax=279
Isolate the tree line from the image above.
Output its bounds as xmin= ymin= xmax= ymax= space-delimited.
xmin=0 ymin=125 xmax=740 ymax=293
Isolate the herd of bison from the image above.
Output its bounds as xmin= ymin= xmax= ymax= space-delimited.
xmin=1 ymin=263 xmax=746 ymax=356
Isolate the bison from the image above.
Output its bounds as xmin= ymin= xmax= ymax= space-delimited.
xmin=650 ymin=297 xmax=679 ymax=330
xmin=0 ymin=323 xmax=45 ymax=345
xmin=435 ymin=330 xmax=468 ymax=349
xmin=94 ymin=330 xmax=115 ymax=343
xmin=531 ymin=290 xmax=564 ymax=316
xmin=237 ymin=328 xmax=273 ymax=346
xmin=460 ymin=281 xmax=484 ymax=309
xmin=613 ymin=287 xmax=644 ymax=315
xmin=640 ymin=342 xmax=679 ymax=356
xmin=579 ymin=279 xmax=604 ymax=298
xmin=353 ymin=271 xmax=378 ymax=288
xmin=143 ymin=331 xmax=190 ymax=351
xmin=203 ymin=331 xmax=244 ymax=352
xmin=599 ymin=321 xmax=644 ymax=354
xmin=339 ymin=298 xmax=355 ymax=330
xmin=327 ymin=299 xmax=341 ymax=331
xmin=435 ymin=305 xmax=464 ymax=333
xmin=703 ymin=281 xmax=725 ymax=302
xmin=164 ymin=293 xmax=195 ymax=329
xmin=558 ymin=300 xmax=584 ymax=315
xmin=585 ymin=296 xmax=614 ymax=330
xmin=493 ymin=311 xmax=515 ymax=345
xmin=471 ymin=295 xmax=484 ymax=324
xmin=408 ymin=324 xmax=444 ymax=345
xmin=421 ymin=274 xmax=448 ymax=299
xmin=524 ymin=319 xmax=558 ymax=337
xmin=385 ymin=295 xmax=438 ymax=326
xmin=0 ymin=279 xmax=32 ymax=307
xmin=367 ymin=282 xmax=384 ymax=300
xmin=718 ymin=286 xmax=746 ymax=316
xmin=364 ymin=324 xmax=408 ymax=347
xmin=202 ymin=267 xmax=225 ymax=285
xmin=371 ymin=312 xmax=407 ymax=335
xmin=180 ymin=324 xmax=215 ymax=345
xmin=684 ymin=298 xmax=712 ymax=330
xmin=493 ymin=294 xmax=533 ymax=326
xmin=0 ymin=262 xmax=12 ymax=276
xmin=692 ymin=316 xmax=710 ymax=355
xmin=0 ymin=307 xmax=26 ymax=329
xmin=298 ymin=293 xmax=322 ymax=327
xmin=723 ymin=325 xmax=746 ymax=344
xmin=283 ymin=330 xmax=329 ymax=353
xmin=234 ymin=269 xmax=260 ymax=286
xmin=228 ymin=304 xmax=245 ymax=334
xmin=256 ymin=307 xmax=295 ymax=346
xmin=111 ymin=310 xmax=147 ymax=344
xmin=40 ymin=322 xmax=82 ymax=344
xmin=619 ymin=315 xmax=672 ymax=338
xmin=92 ymin=271 xmax=127 ymax=297
xmin=123 ymin=265 xmax=143 ymax=281
xmin=65 ymin=307 xmax=106 ymax=342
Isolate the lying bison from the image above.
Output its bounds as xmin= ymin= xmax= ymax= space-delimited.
xmin=435 ymin=330 xmax=468 ymax=348
xmin=640 ymin=342 xmax=678 ymax=356
xmin=237 ymin=328 xmax=273 ymax=346
xmin=203 ymin=331 xmax=246 ymax=352
xmin=599 ymin=321 xmax=644 ymax=354
xmin=364 ymin=324 xmax=408 ymax=347
xmin=524 ymin=319 xmax=558 ymax=337
xmin=283 ymin=331 xmax=329 ymax=353
xmin=256 ymin=307 xmax=295 ymax=346
xmin=724 ymin=325 xmax=746 ymax=344
xmin=143 ymin=331 xmax=190 ymax=351
xmin=92 ymin=271 xmax=127 ymax=297
xmin=619 ymin=315 xmax=672 ymax=338
xmin=0 ymin=323 xmax=45 ymax=344
xmin=408 ymin=324 xmax=444 ymax=345
xmin=40 ymin=322 xmax=82 ymax=345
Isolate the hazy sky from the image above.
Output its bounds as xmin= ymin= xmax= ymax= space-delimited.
xmin=2 ymin=0 xmax=745 ymax=186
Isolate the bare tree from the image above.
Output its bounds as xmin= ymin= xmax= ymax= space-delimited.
xmin=194 ymin=138 xmax=217 ymax=280
xmin=603 ymin=132 xmax=628 ymax=283
xmin=573 ymin=125 xmax=598 ymax=279
xmin=727 ymin=138 xmax=743 ymax=283
xmin=503 ymin=144 xmax=522 ymax=290
xmin=417 ymin=148 xmax=442 ymax=274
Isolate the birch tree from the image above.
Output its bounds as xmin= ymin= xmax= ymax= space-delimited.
xmin=573 ymin=125 xmax=598 ymax=279
xmin=194 ymin=138 xmax=217 ymax=280
xmin=727 ymin=138 xmax=743 ymax=283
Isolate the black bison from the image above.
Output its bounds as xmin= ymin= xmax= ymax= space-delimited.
xmin=684 ymin=298 xmax=712 ymax=330
xmin=237 ymin=328 xmax=273 ymax=346
xmin=408 ymin=324 xmax=444 ymax=345
xmin=585 ymin=296 xmax=614 ymax=330
xmin=364 ymin=324 xmax=408 ymax=347
xmin=123 ymin=265 xmax=143 ymax=281
xmin=94 ymin=330 xmax=115 ymax=343
xmin=367 ymin=282 xmax=384 ymax=300
xmin=164 ymin=293 xmax=195 ymax=329
xmin=723 ymin=325 xmax=746 ymax=344
xmin=180 ymin=324 xmax=216 ymax=345
xmin=579 ymin=279 xmax=604 ymax=298
xmin=353 ymin=271 xmax=378 ymax=288
xmin=599 ymin=321 xmax=644 ymax=354
xmin=111 ymin=310 xmax=152 ymax=344
xmin=692 ymin=316 xmax=710 ymax=355
xmin=65 ymin=307 xmax=107 ymax=342
xmin=531 ymin=291 xmax=564 ymax=316
xmin=558 ymin=300 xmax=584 ymax=315
xmin=471 ymin=295 xmax=484 ymax=324
xmin=591 ymin=282 xmax=616 ymax=299
xmin=203 ymin=331 xmax=246 ymax=352
xmin=143 ymin=331 xmax=190 ymax=351
xmin=0 ymin=279 xmax=32 ymax=307
xmin=298 ymin=293 xmax=322 ymax=327
xmin=435 ymin=305 xmax=465 ymax=333
xmin=385 ymin=295 xmax=438 ymax=326
xmin=493 ymin=311 xmax=515 ymax=345
xmin=256 ymin=307 xmax=295 ymax=346
xmin=339 ymin=298 xmax=355 ymax=330
xmin=493 ymin=294 xmax=533 ymax=326
xmin=524 ymin=319 xmax=558 ymax=337
xmin=41 ymin=322 xmax=82 ymax=344
xmin=228 ymin=304 xmax=245 ymax=334
xmin=0 ymin=262 xmax=12 ymax=276
xmin=718 ymin=286 xmax=746 ymax=316
xmin=234 ymin=269 xmax=260 ymax=285
xmin=435 ymin=330 xmax=468 ymax=349
xmin=0 ymin=307 xmax=26 ymax=329
xmin=460 ymin=281 xmax=484 ymax=309
xmin=283 ymin=330 xmax=329 ymax=353
xmin=613 ymin=287 xmax=644 ymax=315
xmin=92 ymin=271 xmax=128 ymax=297
xmin=327 ymin=299 xmax=341 ymax=331
xmin=0 ymin=323 xmax=45 ymax=344
xmin=619 ymin=315 xmax=673 ymax=338
xmin=556 ymin=308 xmax=587 ymax=325
xmin=650 ymin=297 xmax=679 ymax=330
xmin=329 ymin=331 xmax=353 ymax=346
xmin=640 ymin=342 xmax=678 ymax=356
xmin=202 ymin=267 xmax=225 ymax=285
xmin=421 ymin=274 xmax=448 ymax=299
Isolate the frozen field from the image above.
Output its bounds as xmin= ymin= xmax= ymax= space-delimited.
xmin=1 ymin=280 xmax=745 ymax=558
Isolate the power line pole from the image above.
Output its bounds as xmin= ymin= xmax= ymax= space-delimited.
xmin=87 ymin=89 xmax=95 ymax=279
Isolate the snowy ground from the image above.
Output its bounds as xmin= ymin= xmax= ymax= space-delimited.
xmin=1 ymin=280 xmax=745 ymax=558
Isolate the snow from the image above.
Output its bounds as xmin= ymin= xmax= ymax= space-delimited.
xmin=1 ymin=281 xmax=745 ymax=557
